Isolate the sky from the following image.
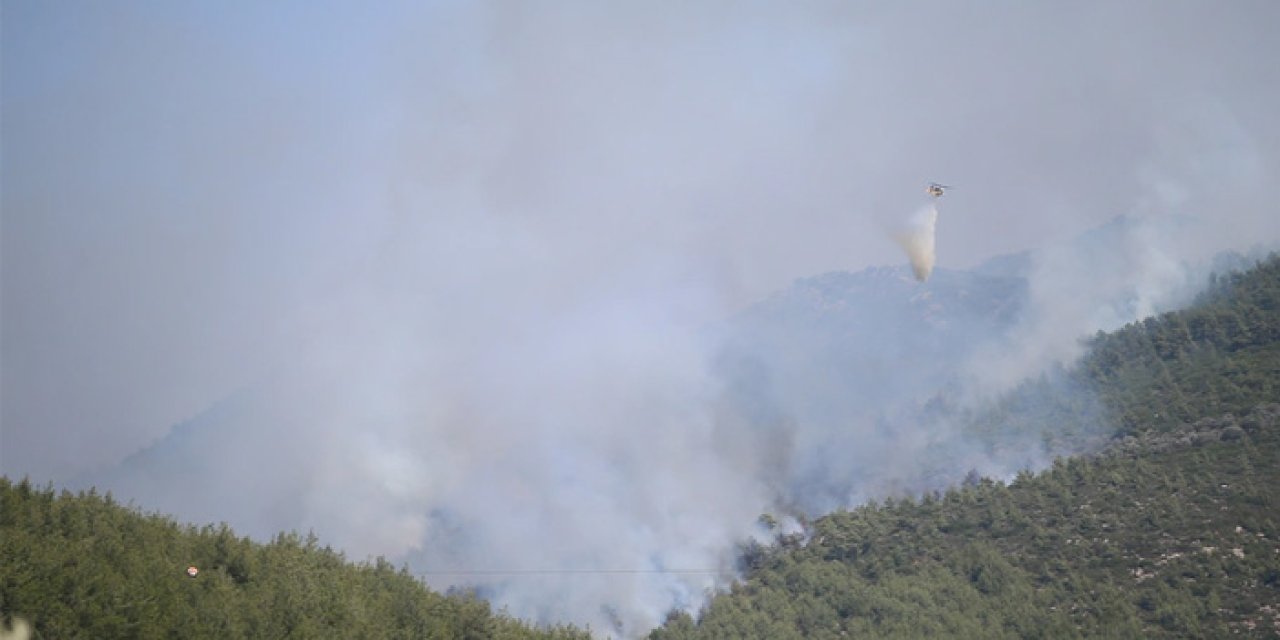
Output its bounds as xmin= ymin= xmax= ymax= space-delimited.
xmin=4 ymin=1 xmax=1280 ymax=634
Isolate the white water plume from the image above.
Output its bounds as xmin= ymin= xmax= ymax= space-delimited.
xmin=895 ymin=204 xmax=939 ymax=282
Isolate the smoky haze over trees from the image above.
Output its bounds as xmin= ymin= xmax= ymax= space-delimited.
xmin=5 ymin=256 xmax=1278 ymax=639
xmin=653 ymin=256 xmax=1280 ymax=638
xmin=3 ymin=1 xmax=1280 ymax=634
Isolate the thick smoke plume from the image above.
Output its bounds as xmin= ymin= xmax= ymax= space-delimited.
xmin=5 ymin=2 xmax=1280 ymax=637
xmin=84 ymin=213 xmax=1273 ymax=636
xmin=895 ymin=204 xmax=939 ymax=282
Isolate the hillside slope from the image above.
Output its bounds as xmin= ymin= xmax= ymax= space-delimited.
xmin=651 ymin=255 xmax=1280 ymax=638
xmin=652 ymin=403 xmax=1280 ymax=639
xmin=0 ymin=482 xmax=588 ymax=639
xmin=957 ymin=253 xmax=1280 ymax=461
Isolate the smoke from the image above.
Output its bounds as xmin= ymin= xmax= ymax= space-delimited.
xmin=5 ymin=2 xmax=1280 ymax=637
xmin=894 ymin=204 xmax=940 ymax=282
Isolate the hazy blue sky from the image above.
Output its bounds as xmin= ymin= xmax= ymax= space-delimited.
xmin=4 ymin=1 xmax=1280 ymax=632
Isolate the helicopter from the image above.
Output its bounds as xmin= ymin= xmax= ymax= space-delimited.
xmin=926 ymin=183 xmax=952 ymax=198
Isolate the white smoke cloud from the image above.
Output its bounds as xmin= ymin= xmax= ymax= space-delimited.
xmin=961 ymin=91 xmax=1280 ymax=398
xmin=5 ymin=2 xmax=1280 ymax=637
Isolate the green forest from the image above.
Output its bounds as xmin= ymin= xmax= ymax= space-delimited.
xmin=652 ymin=402 xmax=1280 ymax=638
xmin=651 ymin=255 xmax=1280 ymax=638
xmin=1084 ymin=257 xmax=1280 ymax=435
xmin=4 ymin=255 xmax=1279 ymax=638
xmin=0 ymin=479 xmax=588 ymax=638
xmin=963 ymin=252 xmax=1280 ymax=456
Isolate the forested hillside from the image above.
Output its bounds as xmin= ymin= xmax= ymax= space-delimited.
xmin=967 ymin=253 xmax=1280 ymax=452
xmin=653 ymin=403 xmax=1280 ymax=638
xmin=652 ymin=255 xmax=1280 ymax=638
xmin=1085 ymin=256 xmax=1280 ymax=434
xmin=0 ymin=482 xmax=587 ymax=639
xmin=4 ymin=256 xmax=1277 ymax=639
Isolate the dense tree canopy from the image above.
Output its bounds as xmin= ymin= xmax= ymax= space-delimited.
xmin=652 ymin=255 xmax=1280 ymax=638
xmin=0 ymin=481 xmax=587 ymax=639
xmin=653 ymin=403 xmax=1280 ymax=638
